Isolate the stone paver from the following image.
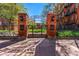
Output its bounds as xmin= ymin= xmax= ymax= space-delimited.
xmin=56 ymin=39 xmax=79 ymax=56
xmin=0 ymin=38 xmax=79 ymax=56
xmin=0 ymin=38 xmax=44 ymax=56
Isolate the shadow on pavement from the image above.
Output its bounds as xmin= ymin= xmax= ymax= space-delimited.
xmin=0 ymin=36 xmax=26 ymax=49
xmin=35 ymin=38 xmax=59 ymax=56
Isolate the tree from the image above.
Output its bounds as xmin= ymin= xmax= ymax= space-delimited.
xmin=0 ymin=3 xmax=27 ymax=36
xmin=0 ymin=3 xmax=25 ymax=30
xmin=41 ymin=3 xmax=55 ymax=25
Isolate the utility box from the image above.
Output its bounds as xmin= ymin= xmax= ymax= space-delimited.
xmin=46 ymin=12 xmax=56 ymax=38
xmin=18 ymin=13 xmax=27 ymax=37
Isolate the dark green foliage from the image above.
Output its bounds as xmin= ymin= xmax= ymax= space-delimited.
xmin=57 ymin=30 xmax=79 ymax=38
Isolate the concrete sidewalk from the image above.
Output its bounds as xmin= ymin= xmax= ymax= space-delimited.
xmin=35 ymin=39 xmax=56 ymax=56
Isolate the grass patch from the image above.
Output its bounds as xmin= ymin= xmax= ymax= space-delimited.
xmin=0 ymin=30 xmax=17 ymax=32
xmin=28 ymin=29 xmax=46 ymax=33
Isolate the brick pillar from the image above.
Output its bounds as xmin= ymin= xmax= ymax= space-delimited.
xmin=18 ymin=13 xmax=27 ymax=37
xmin=46 ymin=13 xmax=56 ymax=38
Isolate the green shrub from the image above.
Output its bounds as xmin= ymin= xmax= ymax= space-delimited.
xmin=57 ymin=30 xmax=79 ymax=37
xmin=63 ymin=31 xmax=73 ymax=37
xmin=73 ymin=31 xmax=79 ymax=37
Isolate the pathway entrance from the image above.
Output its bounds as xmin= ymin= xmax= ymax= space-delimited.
xmin=27 ymin=15 xmax=47 ymax=38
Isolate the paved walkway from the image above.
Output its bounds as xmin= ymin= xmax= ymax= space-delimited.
xmin=0 ymin=38 xmax=79 ymax=56
xmin=35 ymin=39 xmax=56 ymax=56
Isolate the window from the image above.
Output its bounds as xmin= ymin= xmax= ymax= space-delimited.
xmin=64 ymin=8 xmax=70 ymax=16
xmin=72 ymin=8 xmax=76 ymax=13
xmin=75 ymin=4 xmax=79 ymax=8
xmin=64 ymin=4 xmax=69 ymax=8
xmin=51 ymin=16 xmax=54 ymax=21
xmin=19 ymin=16 xmax=24 ymax=21
xmin=77 ymin=24 xmax=79 ymax=28
xmin=20 ymin=25 xmax=24 ymax=31
xmin=50 ymin=25 xmax=54 ymax=31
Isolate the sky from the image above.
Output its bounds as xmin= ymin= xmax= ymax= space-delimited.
xmin=23 ymin=3 xmax=47 ymax=23
xmin=23 ymin=3 xmax=47 ymax=17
